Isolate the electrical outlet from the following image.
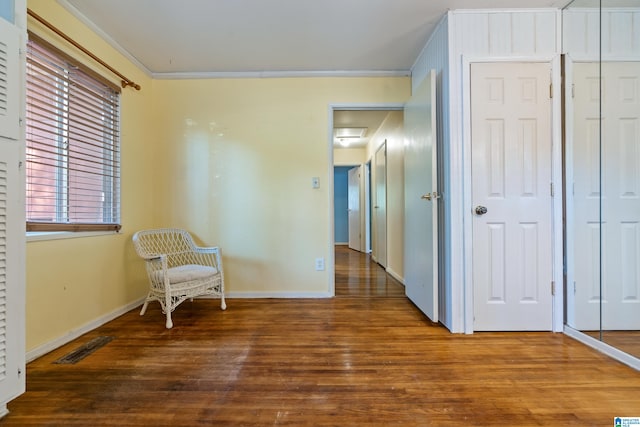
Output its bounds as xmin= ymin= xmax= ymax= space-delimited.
xmin=315 ymin=257 xmax=325 ymax=271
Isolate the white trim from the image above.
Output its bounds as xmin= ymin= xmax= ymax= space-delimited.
xmin=226 ymin=292 xmax=332 ymax=299
xmin=386 ymin=268 xmax=405 ymax=285
xmin=567 ymin=55 xmax=640 ymax=62
xmin=452 ymin=7 xmax=563 ymax=16
xmin=447 ymin=15 xmax=466 ymax=335
xmin=56 ymin=0 xmax=152 ymax=77
xmin=26 ymin=297 xmax=146 ymax=363
xmin=461 ymin=56 xmax=474 ymax=334
xmin=0 ymin=405 xmax=8 ymax=419
xmin=27 ymin=230 xmax=120 ymax=242
xmin=331 ymin=103 xmax=406 ymax=111
xmin=564 ymin=326 xmax=640 ymax=371
xmin=328 ymin=109 xmax=337 ymax=297
xmin=550 ymin=54 xmax=564 ymax=333
xmin=153 ymin=70 xmax=411 ymax=80
xmin=461 ymin=55 xmax=563 ymax=333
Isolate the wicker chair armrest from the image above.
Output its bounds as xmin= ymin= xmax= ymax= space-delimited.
xmin=140 ymin=253 xmax=167 ymax=265
xmin=193 ymin=246 xmax=222 ymax=265
xmin=192 ymin=245 xmax=220 ymax=254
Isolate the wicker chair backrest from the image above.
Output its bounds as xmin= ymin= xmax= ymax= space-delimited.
xmin=133 ymin=228 xmax=198 ymax=268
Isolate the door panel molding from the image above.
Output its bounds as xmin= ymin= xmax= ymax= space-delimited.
xmin=461 ymin=57 xmax=563 ymax=333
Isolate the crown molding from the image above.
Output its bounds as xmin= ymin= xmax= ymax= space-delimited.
xmin=151 ymin=69 xmax=411 ymax=79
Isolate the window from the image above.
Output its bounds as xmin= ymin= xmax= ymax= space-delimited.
xmin=25 ymin=34 xmax=121 ymax=232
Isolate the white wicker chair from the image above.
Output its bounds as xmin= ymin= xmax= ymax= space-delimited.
xmin=132 ymin=228 xmax=226 ymax=328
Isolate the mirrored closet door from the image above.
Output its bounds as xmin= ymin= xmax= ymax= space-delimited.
xmin=564 ymin=0 xmax=640 ymax=362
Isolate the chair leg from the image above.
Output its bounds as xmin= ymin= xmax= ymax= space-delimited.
xmin=165 ymin=292 xmax=173 ymax=328
xmin=220 ymin=296 xmax=227 ymax=311
xmin=140 ymin=300 xmax=149 ymax=316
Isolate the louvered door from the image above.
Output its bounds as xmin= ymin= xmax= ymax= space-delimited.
xmin=0 ymin=144 xmax=24 ymax=411
xmin=0 ymin=7 xmax=26 ymax=416
xmin=0 ymin=15 xmax=20 ymax=141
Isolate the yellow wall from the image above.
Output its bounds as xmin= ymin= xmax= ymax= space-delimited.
xmin=26 ymin=0 xmax=156 ymax=352
xmin=152 ymin=78 xmax=410 ymax=295
xmin=24 ymin=0 xmax=410 ymax=354
xmin=334 ymin=147 xmax=366 ymax=165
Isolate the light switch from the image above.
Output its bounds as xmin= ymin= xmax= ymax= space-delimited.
xmin=312 ymin=177 xmax=320 ymax=189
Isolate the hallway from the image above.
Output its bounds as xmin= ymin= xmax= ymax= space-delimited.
xmin=334 ymin=245 xmax=405 ymax=298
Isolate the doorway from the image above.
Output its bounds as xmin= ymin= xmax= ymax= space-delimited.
xmin=330 ymin=106 xmax=405 ymax=296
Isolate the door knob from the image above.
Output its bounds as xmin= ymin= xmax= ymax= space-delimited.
xmin=475 ymin=205 xmax=487 ymax=215
xmin=421 ymin=193 xmax=432 ymax=201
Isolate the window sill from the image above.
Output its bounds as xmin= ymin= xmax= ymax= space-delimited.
xmin=27 ymin=230 xmax=120 ymax=242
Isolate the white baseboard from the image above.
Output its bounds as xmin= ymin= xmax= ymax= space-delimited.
xmin=564 ymin=326 xmax=640 ymax=371
xmin=26 ymin=297 xmax=146 ymax=363
xmin=225 ymin=291 xmax=333 ymax=299
xmin=386 ymin=268 xmax=405 ymax=285
xmin=0 ymin=404 xmax=8 ymax=419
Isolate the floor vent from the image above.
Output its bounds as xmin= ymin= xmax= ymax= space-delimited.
xmin=54 ymin=336 xmax=114 ymax=364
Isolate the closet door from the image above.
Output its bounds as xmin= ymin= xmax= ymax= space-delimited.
xmin=0 ymin=142 xmax=25 ymax=411
xmin=0 ymin=5 xmax=26 ymax=415
xmin=0 ymin=15 xmax=20 ymax=141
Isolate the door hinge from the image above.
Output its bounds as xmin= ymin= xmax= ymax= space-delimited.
xmin=550 ymin=183 xmax=554 ymax=197
xmin=571 ymin=83 xmax=575 ymax=99
xmin=551 ymin=281 xmax=556 ymax=296
xmin=549 ymin=83 xmax=553 ymax=98
xmin=573 ymin=281 xmax=577 ymax=295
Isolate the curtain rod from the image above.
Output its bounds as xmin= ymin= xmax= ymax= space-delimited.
xmin=27 ymin=8 xmax=141 ymax=91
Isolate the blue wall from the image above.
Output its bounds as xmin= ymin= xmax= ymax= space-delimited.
xmin=0 ymin=1 xmax=14 ymax=23
xmin=334 ymin=167 xmax=350 ymax=244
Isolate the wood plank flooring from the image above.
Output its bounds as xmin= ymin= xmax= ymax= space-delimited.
xmin=584 ymin=330 xmax=640 ymax=361
xmin=334 ymin=245 xmax=405 ymax=298
xmin=3 ymin=247 xmax=640 ymax=426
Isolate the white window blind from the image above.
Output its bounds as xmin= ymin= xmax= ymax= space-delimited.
xmin=25 ymin=35 xmax=121 ymax=232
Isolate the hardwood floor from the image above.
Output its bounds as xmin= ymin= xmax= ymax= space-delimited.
xmin=584 ymin=330 xmax=640 ymax=361
xmin=334 ymin=245 xmax=405 ymax=298
xmin=3 ymin=247 xmax=640 ymax=426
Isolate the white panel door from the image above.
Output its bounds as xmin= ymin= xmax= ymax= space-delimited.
xmin=404 ymin=70 xmax=438 ymax=322
xmin=571 ymin=62 xmax=640 ymax=330
xmin=347 ymin=166 xmax=361 ymax=251
xmin=471 ymin=62 xmax=553 ymax=331
xmin=374 ymin=143 xmax=387 ymax=267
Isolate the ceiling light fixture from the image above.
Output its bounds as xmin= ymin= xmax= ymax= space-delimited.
xmin=334 ymin=127 xmax=367 ymax=139
xmin=339 ymin=138 xmax=350 ymax=147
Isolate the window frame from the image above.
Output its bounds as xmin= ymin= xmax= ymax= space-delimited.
xmin=25 ymin=33 xmax=122 ymax=233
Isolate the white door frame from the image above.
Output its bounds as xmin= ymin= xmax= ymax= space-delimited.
xmin=328 ymin=103 xmax=405 ymax=296
xmin=460 ymin=56 xmax=564 ymax=333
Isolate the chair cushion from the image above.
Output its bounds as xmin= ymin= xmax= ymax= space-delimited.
xmin=154 ymin=264 xmax=218 ymax=284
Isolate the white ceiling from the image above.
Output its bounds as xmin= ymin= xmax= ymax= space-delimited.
xmin=58 ymin=0 xmax=571 ymax=147
xmin=60 ymin=0 xmax=569 ymax=77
